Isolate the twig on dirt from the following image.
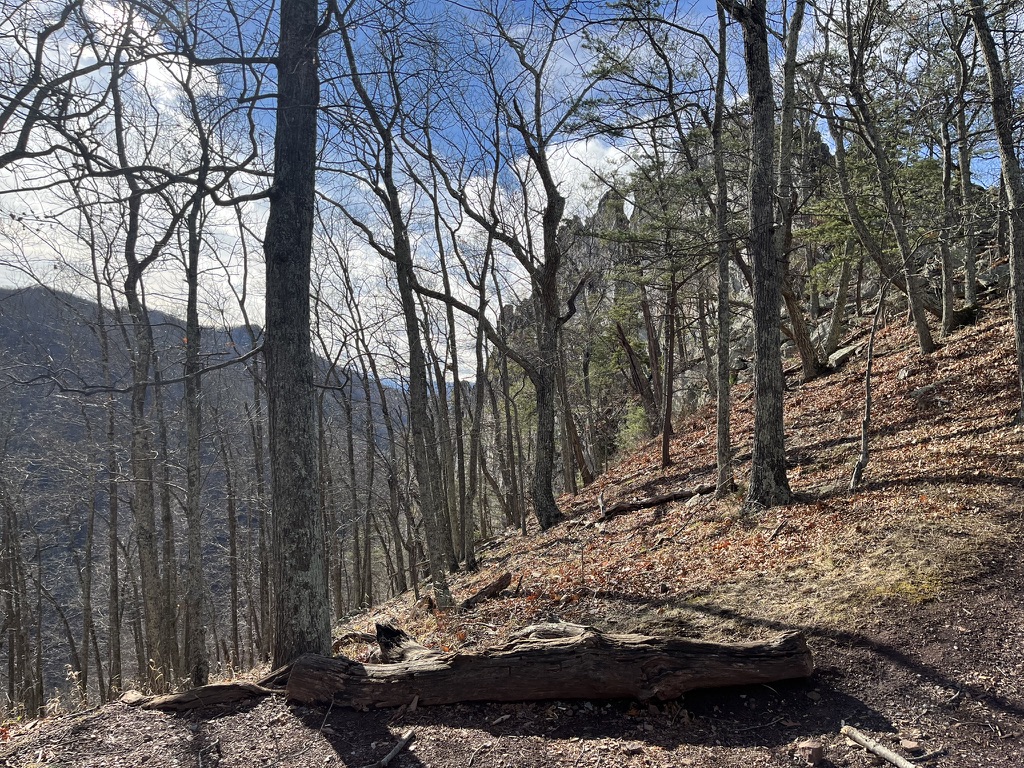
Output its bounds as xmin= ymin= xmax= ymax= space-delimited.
xmin=735 ymin=716 xmax=784 ymax=732
xmin=468 ymin=740 xmax=493 ymax=767
xmin=841 ymin=725 xmax=916 ymax=768
xmin=359 ymin=729 xmax=415 ymax=768
xmin=318 ymin=699 xmax=335 ymax=733
xmin=908 ymin=746 xmax=947 ymax=763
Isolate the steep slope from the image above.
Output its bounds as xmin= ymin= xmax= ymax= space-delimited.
xmin=2 ymin=301 xmax=1022 ymax=767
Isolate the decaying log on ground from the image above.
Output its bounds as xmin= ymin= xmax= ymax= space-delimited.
xmin=599 ymin=485 xmax=716 ymax=520
xmin=140 ymin=681 xmax=281 ymax=712
xmin=286 ymin=623 xmax=813 ymax=708
xmin=461 ymin=572 xmax=512 ymax=609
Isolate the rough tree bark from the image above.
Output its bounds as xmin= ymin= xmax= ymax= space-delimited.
xmin=725 ymin=0 xmax=793 ymax=508
xmin=969 ymin=0 xmax=1024 ymax=423
xmin=264 ymin=0 xmax=331 ymax=664
xmin=137 ymin=623 xmax=813 ymax=713
xmin=284 ymin=623 xmax=813 ymax=708
xmin=713 ymin=4 xmax=735 ymax=497
xmin=775 ymin=0 xmax=822 ymax=383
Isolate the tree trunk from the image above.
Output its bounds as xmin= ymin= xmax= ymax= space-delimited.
xmin=939 ymin=115 xmax=957 ymax=337
xmin=265 ymin=0 xmax=330 ymax=665
xmin=811 ymin=87 xmax=969 ymax=331
xmin=730 ymin=0 xmax=793 ymax=508
xmin=840 ymin=16 xmax=935 ymax=354
xmin=183 ymin=193 xmax=208 ymax=687
xmin=152 ymin=358 xmax=181 ymax=680
xmin=713 ymin=5 xmax=735 ymax=498
xmin=530 ymin=274 xmax=565 ymax=530
xmin=850 ymin=283 xmax=888 ymax=490
xmin=661 ymin=286 xmax=677 ymax=469
xmin=216 ymin=425 xmax=242 ymax=670
xmin=775 ymin=0 xmax=821 ymax=383
xmin=969 ymin=0 xmax=1024 ymax=423
xmin=825 ymin=243 xmax=853 ymax=358
xmin=285 ymin=624 xmax=813 ymax=708
xmin=616 ymin=321 xmax=660 ymax=434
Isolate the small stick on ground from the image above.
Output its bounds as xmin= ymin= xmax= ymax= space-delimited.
xmin=766 ymin=519 xmax=787 ymax=542
xmin=359 ymin=729 xmax=415 ymax=768
xmin=840 ymin=725 xmax=916 ymax=768
xmin=468 ymin=741 xmax=493 ymax=767
xmin=909 ymin=746 xmax=947 ymax=763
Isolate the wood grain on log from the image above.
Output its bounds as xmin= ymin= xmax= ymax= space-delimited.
xmin=286 ymin=625 xmax=813 ymax=708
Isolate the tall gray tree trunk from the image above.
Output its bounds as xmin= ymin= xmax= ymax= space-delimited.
xmin=776 ymin=0 xmax=821 ymax=382
xmin=714 ymin=4 xmax=735 ymax=497
xmin=182 ymin=187 xmax=208 ymax=687
xmin=951 ymin=23 xmax=979 ymax=308
xmin=824 ymin=241 xmax=853 ymax=358
xmin=265 ymin=0 xmax=330 ymax=665
xmin=969 ymin=0 xmax=1024 ymax=423
xmin=530 ymin=280 xmax=564 ymax=530
xmin=843 ymin=10 xmax=935 ymax=354
xmin=939 ymin=116 xmax=958 ymax=337
xmin=956 ymin=105 xmax=978 ymax=307
xmin=728 ymin=0 xmax=793 ymax=508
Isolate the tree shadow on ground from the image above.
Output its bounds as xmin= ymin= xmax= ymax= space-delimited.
xmin=679 ymin=602 xmax=1024 ymax=721
xmin=292 ymin=677 xmax=891 ymax=756
xmin=807 ymin=471 xmax=1024 ymax=503
xmin=293 ymin=706 xmax=427 ymax=768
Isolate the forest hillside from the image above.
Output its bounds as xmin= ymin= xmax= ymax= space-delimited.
xmin=2 ymin=302 xmax=1022 ymax=767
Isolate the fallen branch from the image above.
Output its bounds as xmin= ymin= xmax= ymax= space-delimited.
xmin=840 ymin=725 xmax=917 ymax=768
xmin=599 ymin=485 xmax=716 ymax=520
xmin=359 ymin=729 xmax=415 ymax=768
xmin=333 ymin=631 xmax=378 ymax=651
xmin=461 ymin=572 xmax=512 ymax=610
xmin=766 ymin=519 xmax=787 ymax=543
xmin=140 ymin=681 xmax=280 ymax=712
xmin=256 ymin=664 xmax=292 ymax=688
xmin=286 ymin=622 xmax=813 ymax=708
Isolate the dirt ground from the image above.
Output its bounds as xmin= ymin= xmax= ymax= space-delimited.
xmin=2 ymin=307 xmax=1022 ymax=767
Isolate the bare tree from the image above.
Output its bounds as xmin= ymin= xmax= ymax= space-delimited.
xmin=265 ymin=0 xmax=330 ymax=664
xmin=721 ymin=0 xmax=792 ymax=508
xmin=968 ymin=0 xmax=1024 ymax=423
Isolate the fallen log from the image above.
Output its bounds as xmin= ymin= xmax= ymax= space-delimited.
xmin=600 ymin=485 xmax=716 ymax=520
xmin=461 ymin=572 xmax=512 ymax=610
xmin=141 ymin=681 xmax=280 ymax=712
xmin=286 ymin=622 xmax=813 ymax=708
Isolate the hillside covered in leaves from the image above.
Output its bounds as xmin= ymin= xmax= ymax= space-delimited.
xmin=3 ymin=303 xmax=1022 ymax=767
